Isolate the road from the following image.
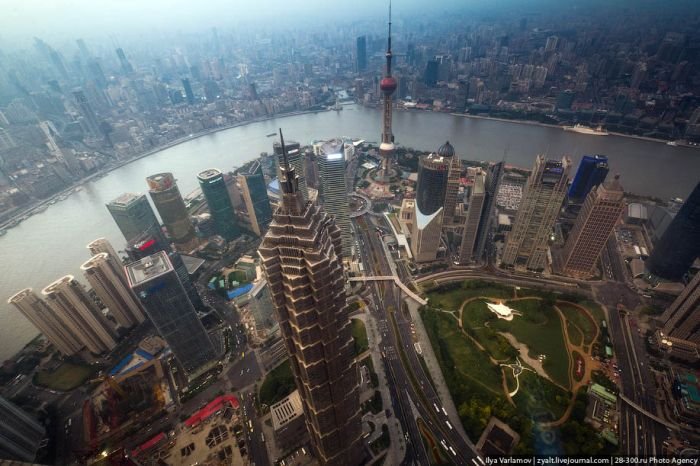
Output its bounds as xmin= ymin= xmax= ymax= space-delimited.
xmin=355 ymin=215 xmax=480 ymax=465
xmin=605 ymin=301 xmax=667 ymax=457
xmin=240 ymin=389 xmax=271 ymax=466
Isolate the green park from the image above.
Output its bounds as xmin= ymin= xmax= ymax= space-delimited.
xmin=420 ymin=279 xmax=611 ymax=455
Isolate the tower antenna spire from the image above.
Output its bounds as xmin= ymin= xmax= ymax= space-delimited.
xmin=386 ymin=0 xmax=393 ymax=76
xmin=279 ymin=128 xmax=290 ymax=173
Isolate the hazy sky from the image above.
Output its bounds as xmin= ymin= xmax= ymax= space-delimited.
xmin=1 ymin=0 xmax=468 ymax=44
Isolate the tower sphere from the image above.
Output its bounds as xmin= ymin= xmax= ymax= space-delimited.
xmin=380 ymin=77 xmax=397 ymax=94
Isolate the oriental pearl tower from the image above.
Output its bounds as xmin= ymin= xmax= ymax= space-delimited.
xmin=378 ymin=2 xmax=397 ymax=182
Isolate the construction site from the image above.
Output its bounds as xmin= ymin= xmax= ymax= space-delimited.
xmin=82 ymin=345 xmax=175 ymax=455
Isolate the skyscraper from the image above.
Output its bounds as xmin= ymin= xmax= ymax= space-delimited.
xmin=378 ymin=7 xmax=397 ymax=180
xmin=424 ymin=59 xmax=439 ymax=87
xmin=124 ymin=232 xmax=204 ymax=310
xmin=87 ymin=238 xmax=122 ymax=268
xmin=197 ymin=168 xmax=239 ymax=240
xmin=411 ymin=149 xmax=452 ymax=263
xmin=0 ymin=395 xmax=46 ymax=462
xmin=42 ymin=276 xmax=117 ymax=354
xmin=8 ymin=289 xmax=83 ymax=357
xmin=502 ymin=156 xmax=571 ymax=271
xmin=73 ymin=89 xmax=100 ymax=137
xmin=181 ymin=78 xmax=195 ymax=105
xmin=273 ymin=140 xmax=308 ymax=201
xmin=146 ymin=173 xmax=197 ymax=249
xmin=559 ymin=175 xmax=625 ymax=278
xmin=238 ymin=161 xmax=273 ymax=236
xmin=115 ymin=47 xmax=134 ymax=74
xmin=439 ymin=142 xmax=461 ymax=225
xmin=107 ymin=193 xmax=166 ymax=245
xmin=459 ymin=171 xmax=486 ymax=264
xmin=568 ymin=155 xmax=609 ymax=203
xmin=416 ymin=152 xmax=451 ymax=216
xmin=662 ymin=271 xmax=700 ymax=343
xmin=473 ymin=161 xmax=505 ymax=263
xmin=355 ymin=36 xmax=367 ymax=72
xmin=648 ymin=182 xmax=700 ymax=280
xmin=81 ymin=253 xmax=146 ymax=329
xmin=126 ymin=251 xmax=217 ymax=377
xmin=318 ymin=139 xmax=352 ymax=257
xmin=258 ymin=134 xmax=363 ymax=465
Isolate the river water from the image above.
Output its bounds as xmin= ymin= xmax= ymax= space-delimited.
xmin=1 ymin=104 xmax=698 ymax=361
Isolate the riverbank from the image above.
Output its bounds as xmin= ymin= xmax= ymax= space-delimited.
xmin=448 ymin=112 xmax=694 ymax=146
xmin=0 ymin=108 xmax=330 ymax=232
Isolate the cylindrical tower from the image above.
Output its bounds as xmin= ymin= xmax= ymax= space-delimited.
xmin=146 ymin=172 xmax=198 ymax=249
xmin=81 ymin=253 xmax=146 ymax=329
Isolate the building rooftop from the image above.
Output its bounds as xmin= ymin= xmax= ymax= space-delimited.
xmin=146 ymin=172 xmax=175 ymax=191
xmin=271 ymin=389 xmax=303 ymax=431
xmin=197 ymin=168 xmax=223 ymax=181
xmin=180 ymin=254 xmax=206 ymax=275
xmin=42 ymin=275 xmax=75 ymax=295
xmin=108 ymin=192 xmax=142 ymax=207
xmin=125 ymin=251 xmax=173 ymax=287
xmin=80 ymin=252 xmax=109 ymax=270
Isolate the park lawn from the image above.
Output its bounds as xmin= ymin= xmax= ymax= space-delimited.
xmin=34 ymin=362 xmax=93 ymax=391
xmin=351 ymin=319 xmax=369 ymax=355
xmin=559 ymin=302 xmax=597 ymax=346
xmin=491 ymin=299 xmax=571 ymax=389
xmin=462 ymin=300 xmax=518 ymax=361
xmin=513 ymin=370 xmax=570 ymax=422
xmin=426 ymin=281 xmax=513 ymax=311
xmin=566 ymin=320 xmax=584 ymax=347
xmin=579 ymin=300 xmax=607 ymax=324
xmin=259 ymin=359 xmax=295 ymax=407
xmin=422 ymin=309 xmax=503 ymax=394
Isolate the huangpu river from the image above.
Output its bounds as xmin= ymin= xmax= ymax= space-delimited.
xmin=1 ymin=104 xmax=698 ymax=361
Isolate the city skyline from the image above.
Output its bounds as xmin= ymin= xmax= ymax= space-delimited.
xmin=0 ymin=1 xmax=699 ymax=463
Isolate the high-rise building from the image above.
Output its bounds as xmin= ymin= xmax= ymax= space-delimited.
xmin=87 ymin=238 xmax=122 ymax=267
xmin=473 ymin=161 xmax=505 ymax=263
xmin=459 ymin=171 xmax=486 ymax=263
xmin=126 ymin=251 xmax=217 ymax=377
xmin=378 ymin=9 xmax=397 ymax=180
xmin=146 ymin=173 xmax=197 ymax=249
xmin=124 ymin=233 xmax=204 ymax=310
xmin=238 ymin=161 xmax=273 ymax=236
xmin=181 ymin=78 xmax=195 ymax=105
xmin=416 ymin=152 xmax=451 ymax=216
xmin=42 ymin=276 xmax=117 ymax=354
xmin=663 ymin=271 xmax=700 ymax=342
xmin=0 ymin=395 xmax=46 ymax=462
xmin=559 ymin=175 xmax=625 ymax=278
xmin=439 ymin=142 xmax=461 ymax=224
xmin=273 ymin=140 xmax=308 ymax=201
xmin=648 ymin=182 xmax=700 ymax=280
xmin=317 ymin=139 xmax=351 ymax=257
xmin=258 ymin=139 xmax=363 ymax=466
xmin=502 ymin=156 xmax=571 ymax=271
xmin=411 ymin=207 xmax=444 ymax=263
xmin=81 ymin=253 xmax=146 ymax=329
xmin=355 ymin=36 xmax=367 ymax=72
xmin=107 ymin=193 xmax=166 ymax=245
xmin=197 ymin=168 xmax=239 ymax=240
xmin=8 ymin=289 xmax=83 ymax=356
xmin=568 ymin=155 xmax=609 ymax=203
xmin=424 ymin=59 xmax=439 ymax=87
xmin=72 ymin=89 xmax=100 ymax=137
xmin=115 ymin=47 xmax=134 ymax=74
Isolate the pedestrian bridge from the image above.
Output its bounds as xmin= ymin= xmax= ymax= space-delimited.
xmin=349 ymin=275 xmax=427 ymax=305
xmin=619 ymin=394 xmax=678 ymax=430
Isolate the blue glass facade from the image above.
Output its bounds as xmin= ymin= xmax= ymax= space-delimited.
xmin=568 ymin=155 xmax=609 ymax=202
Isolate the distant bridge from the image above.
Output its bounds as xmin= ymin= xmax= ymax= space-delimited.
xmin=348 ymin=275 xmax=427 ymax=305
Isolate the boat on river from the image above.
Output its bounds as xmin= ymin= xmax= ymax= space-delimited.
xmin=563 ymin=124 xmax=608 ymax=136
